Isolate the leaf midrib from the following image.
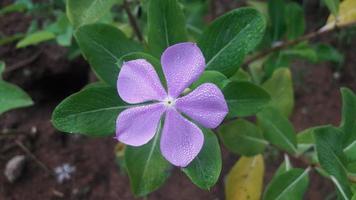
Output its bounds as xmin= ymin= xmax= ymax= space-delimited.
xmin=140 ymin=120 xmax=162 ymax=191
xmin=80 ymin=0 xmax=105 ymax=25
xmin=262 ymin=118 xmax=297 ymax=153
xmin=64 ymin=105 xmax=131 ymax=119
xmin=206 ymin=19 xmax=255 ymax=68
xmin=274 ymin=169 xmax=309 ymax=200
xmin=237 ymin=134 xmax=268 ymax=145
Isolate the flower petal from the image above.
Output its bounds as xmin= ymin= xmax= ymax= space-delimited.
xmin=115 ymin=103 xmax=165 ymax=146
xmin=117 ymin=59 xmax=167 ymax=104
xmin=160 ymin=109 xmax=204 ymax=167
xmin=176 ymin=83 xmax=228 ymax=128
xmin=161 ymin=42 xmax=205 ymax=98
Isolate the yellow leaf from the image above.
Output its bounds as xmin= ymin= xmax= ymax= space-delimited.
xmin=321 ymin=0 xmax=356 ymax=31
xmin=225 ymin=155 xmax=265 ymax=200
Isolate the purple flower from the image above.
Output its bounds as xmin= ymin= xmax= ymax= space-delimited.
xmin=115 ymin=42 xmax=228 ymax=167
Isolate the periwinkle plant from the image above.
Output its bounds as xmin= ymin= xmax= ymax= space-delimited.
xmin=51 ymin=0 xmax=356 ymax=199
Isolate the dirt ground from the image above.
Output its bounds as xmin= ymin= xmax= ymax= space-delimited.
xmin=0 ymin=0 xmax=355 ymax=199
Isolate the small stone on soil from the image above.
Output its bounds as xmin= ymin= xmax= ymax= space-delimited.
xmin=4 ymin=155 xmax=26 ymax=183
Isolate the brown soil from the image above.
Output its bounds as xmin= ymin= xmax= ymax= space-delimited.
xmin=1 ymin=0 xmax=355 ymax=199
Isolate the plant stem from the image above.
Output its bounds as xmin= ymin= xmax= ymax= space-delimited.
xmin=243 ymin=22 xmax=356 ymax=67
xmin=15 ymin=140 xmax=52 ymax=175
xmin=123 ymin=0 xmax=144 ymax=42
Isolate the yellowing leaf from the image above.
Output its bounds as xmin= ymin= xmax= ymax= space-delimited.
xmin=321 ymin=0 xmax=356 ymax=31
xmin=225 ymin=155 xmax=265 ymax=200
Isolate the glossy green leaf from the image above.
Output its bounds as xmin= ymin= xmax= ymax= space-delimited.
xmin=297 ymin=127 xmax=319 ymax=144
xmin=285 ymin=2 xmax=305 ymax=40
xmin=223 ymin=81 xmax=271 ymax=118
xmin=52 ymin=83 xmax=127 ymax=136
xmin=218 ymin=119 xmax=267 ymax=156
xmin=314 ymin=43 xmax=344 ymax=64
xmin=247 ymin=0 xmax=268 ymax=21
xmin=344 ymin=141 xmax=356 ymax=162
xmin=0 ymin=81 xmax=33 ymax=115
xmin=0 ymin=61 xmax=33 ymax=115
xmin=182 ymin=128 xmax=221 ymax=190
xmin=296 ymin=127 xmax=321 ymax=155
xmin=263 ymin=168 xmax=310 ymax=200
xmin=198 ymin=8 xmax=266 ymax=76
xmin=262 ymin=68 xmax=294 ymax=117
xmin=147 ymin=0 xmax=188 ymax=57
xmin=340 ymin=87 xmax=356 ymax=146
xmin=66 ymin=0 xmax=117 ymax=28
xmin=191 ymin=71 xmax=228 ymax=90
xmin=268 ymin=0 xmax=286 ymax=41
xmin=257 ymin=107 xmax=297 ymax=154
xmin=75 ymin=23 xmax=142 ymax=87
xmin=322 ymin=0 xmax=340 ymax=16
xmin=314 ymin=126 xmax=352 ymax=199
xmin=125 ymin=120 xmax=171 ymax=197
xmin=16 ymin=31 xmax=56 ymax=48
xmin=229 ymin=68 xmax=251 ymax=82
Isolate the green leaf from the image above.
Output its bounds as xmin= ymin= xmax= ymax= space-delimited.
xmin=147 ymin=0 xmax=188 ymax=57
xmin=223 ymin=81 xmax=271 ymax=118
xmin=340 ymin=87 xmax=356 ymax=146
xmin=218 ymin=119 xmax=267 ymax=156
xmin=0 ymin=61 xmax=33 ymax=115
xmin=268 ymin=0 xmax=286 ymax=41
xmin=225 ymin=155 xmax=265 ymax=200
xmin=0 ymin=61 xmax=4 ymax=74
xmin=75 ymin=23 xmax=142 ymax=87
xmin=283 ymin=43 xmax=318 ymax=62
xmin=0 ymin=81 xmax=33 ymax=115
xmin=198 ymin=8 xmax=266 ymax=76
xmin=344 ymin=141 xmax=356 ymax=162
xmin=182 ymin=128 xmax=221 ymax=190
xmin=16 ymin=31 xmax=56 ymax=48
xmin=285 ymin=2 xmax=305 ymax=40
xmin=52 ymin=83 xmax=127 ymax=136
xmin=262 ymin=68 xmax=294 ymax=117
xmin=257 ymin=107 xmax=297 ymax=154
xmin=229 ymin=68 xmax=251 ymax=82
xmin=0 ymin=2 xmax=28 ymax=15
xmin=314 ymin=44 xmax=344 ymax=64
xmin=263 ymin=168 xmax=310 ymax=200
xmin=296 ymin=127 xmax=321 ymax=155
xmin=322 ymin=0 xmax=340 ymax=16
xmin=191 ymin=71 xmax=228 ymax=90
xmin=314 ymin=126 xmax=352 ymax=199
xmin=125 ymin=120 xmax=171 ymax=196
xmin=66 ymin=0 xmax=117 ymax=28
xmin=247 ymin=0 xmax=269 ymax=21
xmin=46 ymin=14 xmax=74 ymax=47
xmin=263 ymin=52 xmax=290 ymax=79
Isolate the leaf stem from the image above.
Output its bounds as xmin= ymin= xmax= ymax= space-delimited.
xmin=243 ymin=21 xmax=356 ymax=67
xmin=123 ymin=0 xmax=144 ymax=42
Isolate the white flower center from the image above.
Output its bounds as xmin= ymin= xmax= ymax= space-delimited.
xmin=163 ymin=97 xmax=176 ymax=107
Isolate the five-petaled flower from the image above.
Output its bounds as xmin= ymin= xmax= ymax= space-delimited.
xmin=115 ymin=42 xmax=228 ymax=167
